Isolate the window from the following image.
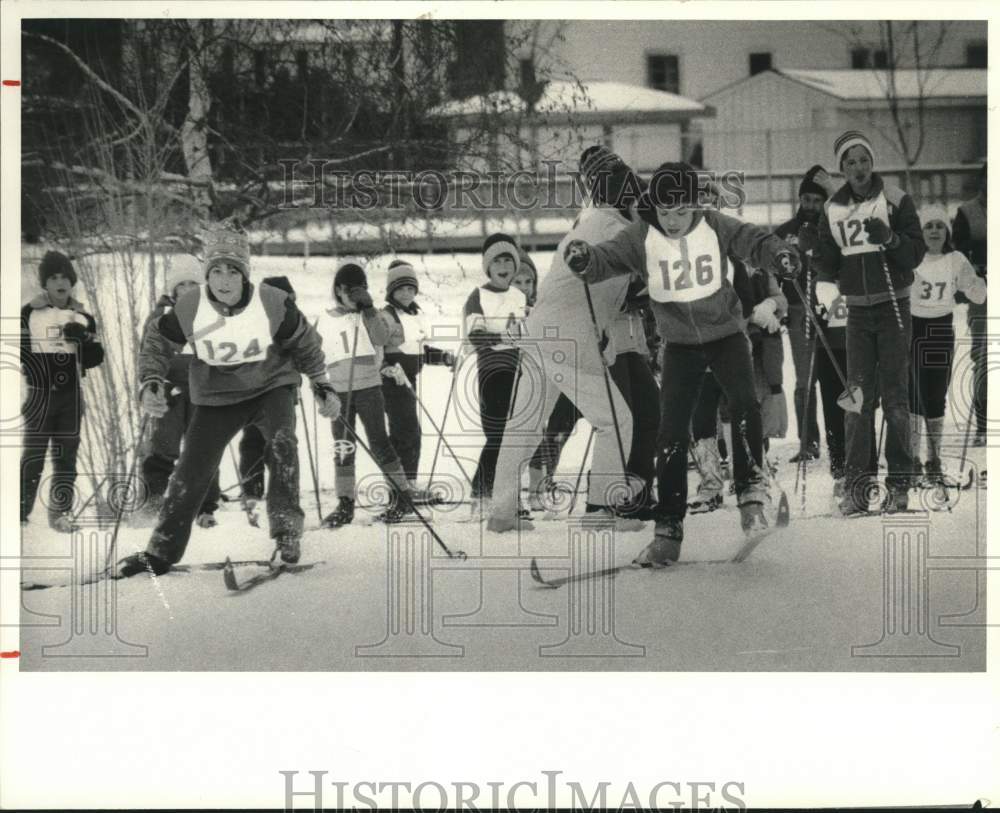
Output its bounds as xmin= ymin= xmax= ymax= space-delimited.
xmin=519 ymin=57 xmax=536 ymax=89
xmin=967 ymin=41 xmax=987 ymax=68
xmin=872 ymin=49 xmax=889 ymax=69
xmin=852 ymin=47 xmax=888 ymax=69
xmin=647 ymin=54 xmax=680 ymax=94
xmin=749 ymin=52 xmax=772 ymax=76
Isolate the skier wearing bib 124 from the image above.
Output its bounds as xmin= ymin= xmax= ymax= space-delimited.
xmin=563 ymin=162 xmax=801 ymax=567
xmin=814 ymin=131 xmax=926 ymax=515
xmin=118 ymin=224 xmax=340 ymax=577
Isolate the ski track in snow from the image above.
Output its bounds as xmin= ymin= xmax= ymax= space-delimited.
xmin=16 ymin=251 xmax=988 ymax=671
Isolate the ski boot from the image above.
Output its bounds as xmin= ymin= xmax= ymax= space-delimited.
xmin=788 ymin=442 xmax=820 ymax=463
xmin=321 ymin=497 xmax=355 ymax=528
xmin=881 ymin=485 xmax=910 ymax=514
xmin=583 ymin=503 xmax=646 ymax=532
xmin=464 ymin=497 xmax=491 ymax=523
xmin=633 ymin=518 xmax=683 ymax=568
xmin=196 ymin=512 xmax=218 ymax=529
xmin=274 ymin=534 xmax=301 ymax=565
xmin=739 ymin=501 xmax=769 ymax=535
xmin=688 ymin=493 xmax=722 ymax=514
xmin=116 ymin=551 xmax=172 ymax=579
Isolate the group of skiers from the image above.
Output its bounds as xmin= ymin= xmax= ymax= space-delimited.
xmin=18 ymin=129 xmax=987 ymax=576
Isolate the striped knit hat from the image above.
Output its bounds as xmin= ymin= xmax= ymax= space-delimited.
xmin=834 ymin=130 xmax=875 ymax=169
xmin=386 ymin=259 xmax=419 ymax=298
xmin=482 ymin=233 xmax=520 ymax=275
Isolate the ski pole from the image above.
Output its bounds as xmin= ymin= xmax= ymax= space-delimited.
xmin=568 ymin=426 xmax=595 ymax=516
xmin=877 ymin=249 xmax=905 ymax=331
xmin=228 ymin=442 xmax=260 ymax=528
xmin=338 ymin=418 xmax=466 ymax=560
xmin=399 ymin=372 xmax=475 ymax=489
xmin=104 ymin=415 xmax=150 ymax=571
xmin=794 ymin=342 xmax=819 ymax=512
xmin=299 ymin=392 xmax=324 ymax=523
xmin=428 ymin=344 xmax=465 ymax=488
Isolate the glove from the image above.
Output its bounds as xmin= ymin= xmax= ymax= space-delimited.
xmin=62 ymin=321 xmax=88 ymax=342
xmin=348 ymin=286 xmax=374 ymax=310
xmin=750 ymin=299 xmax=781 ymax=333
xmin=771 ymin=249 xmax=801 ymax=280
xmin=563 ymin=240 xmax=591 ymax=275
xmin=140 ymin=381 xmax=169 ymax=419
xmin=503 ymin=318 xmax=527 ymax=344
xmin=381 ymin=363 xmax=409 ymax=387
xmin=863 ymin=217 xmax=893 ymax=246
xmin=813 ymin=302 xmax=829 ymax=321
xmin=796 ymin=222 xmax=820 ymax=255
xmin=312 ymin=381 xmax=341 ymax=420
xmin=442 ymin=351 xmax=456 ymax=370
xmin=815 ymin=280 xmax=839 ymax=312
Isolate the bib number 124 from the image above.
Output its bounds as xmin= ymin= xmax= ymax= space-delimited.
xmin=200 ymin=337 xmax=263 ymax=362
xmin=658 ymin=254 xmax=714 ymax=291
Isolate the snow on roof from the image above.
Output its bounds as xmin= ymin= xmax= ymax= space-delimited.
xmin=779 ymin=69 xmax=986 ymax=101
xmin=430 ymin=80 xmax=707 ymax=119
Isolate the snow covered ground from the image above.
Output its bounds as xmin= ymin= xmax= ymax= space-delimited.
xmin=15 ymin=251 xmax=989 ymax=671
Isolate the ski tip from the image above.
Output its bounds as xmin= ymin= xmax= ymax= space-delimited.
xmin=776 ymin=492 xmax=790 ymax=527
xmin=529 ymin=558 xmax=558 ymax=588
xmin=222 ymin=558 xmax=240 ymax=591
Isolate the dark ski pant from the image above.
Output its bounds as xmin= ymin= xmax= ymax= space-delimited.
xmin=529 ymin=392 xmax=581 ymax=475
xmin=844 ymin=298 xmax=914 ymax=492
xmin=239 ymin=424 xmax=267 ymax=500
xmin=909 ymin=314 xmax=954 ymax=419
xmin=146 ymin=385 xmax=302 ymax=565
xmin=333 ymin=385 xmax=408 ymax=499
xmin=692 ymin=370 xmax=722 ymax=442
xmin=814 ymin=345 xmax=849 ymax=478
xmin=656 ymin=332 xmax=765 ymax=519
xmin=382 ymin=375 xmax=421 ymax=482
xmin=472 ymin=354 xmax=518 ymax=499
xmin=787 ymin=304 xmax=820 ymax=448
xmin=141 ymin=391 xmax=220 ymax=514
xmin=20 ymin=386 xmax=83 ymax=523
xmin=609 ymin=351 xmax=660 ymax=494
xmin=967 ymin=300 xmax=988 ymax=434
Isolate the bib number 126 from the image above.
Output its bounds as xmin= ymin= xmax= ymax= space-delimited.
xmin=658 ymin=254 xmax=714 ymax=291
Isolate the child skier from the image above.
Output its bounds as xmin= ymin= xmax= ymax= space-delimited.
xmin=814 ymin=131 xmax=926 ymax=515
xmin=20 ymin=251 xmax=105 ymax=532
xmin=563 ymin=161 xmax=801 ymax=566
xmin=379 ymin=259 xmax=455 ymax=499
xmin=134 ymin=257 xmax=220 ymax=528
xmin=318 ymin=262 xmax=415 ymax=527
xmin=120 ymin=223 xmax=340 ymax=577
xmin=909 ymin=204 xmax=986 ymax=483
xmin=463 ymin=233 xmax=529 ymax=517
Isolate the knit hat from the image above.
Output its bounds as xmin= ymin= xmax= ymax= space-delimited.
xmin=262 ymin=275 xmax=296 ymax=300
xmin=798 ymin=165 xmax=829 ymax=199
xmin=516 ymin=248 xmax=538 ymax=305
xmin=918 ymin=204 xmax=951 ymax=232
xmin=579 ymin=145 xmax=645 ymax=210
xmin=834 ymin=130 xmax=875 ymax=169
xmin=648 ymin=162 xmax=701 ymax=209
xmin=333 ymin=262 xmax=367 ymax=294
xmin=386 ymin=259 xmax=419 ymax=299
xmin=164 ymin=254 xmax=203 ymax=297
xmin=38 ymin=251 xmax=77 ymax=287
xmin=202 ymin=223 xmax=251 ymax=278
xmin=482 ymin=233 xmax=520 ymax=275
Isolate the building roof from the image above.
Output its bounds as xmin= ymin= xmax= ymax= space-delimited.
xmin=780 ymin=68 xmax=986 ymax=101
xmin=430 ymin=80 xmax=711 ymax=124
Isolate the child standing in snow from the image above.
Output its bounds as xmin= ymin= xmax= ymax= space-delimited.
xmin=909 ymin=204 xmax=986 ymax=483
xmin=463 ymin=233 xmax=529 ymax=514
xmin=317 ymin=262 xmax=414 ymax=527
xmin=379 ymin=259 xmax=455 ymax=498
xmin=20 ymin=251 xmax=105 ymax=532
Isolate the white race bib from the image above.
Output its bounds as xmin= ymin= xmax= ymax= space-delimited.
xmin=913 ymin=254 xmax=956 ymax=307
xmin=826 ymin=193 xmax=890 ymax=257
xmin=644 ymin=219 xmax=724 ymax=304
xmin=396 ymin=310 xmax=428 ymax=355
xmin=190 ymin=291 xmax=273 ymax=366
xmin=827 ymin=295 xmax=848 ymax=329
xmin=317 ymin=310 xmax=376 ymax=365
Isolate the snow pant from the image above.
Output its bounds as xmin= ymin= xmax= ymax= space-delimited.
xmin=238 ymin=424 xmax=267 ymax=500
xmin=656 ymin=331 xmax=766 ymax=519
xmin=967 ymin=299 xmax=988 ymax=435
xmin=844 ymin=298 xmax=914 ymax=494
xmin=691 ymin=371 xmax=722 ymax=442
xmin=608 ymin=351 xmax=660 ymax=495
xmin=909 ymin=314 xmax=954 ymax=419
xmin=20 ymin=386 xmax=83 ymax=523
xmin=382 ymin=374 xmax=421 ymax=482
xmin=814 ymin=345 xmax=848 ymax=478
xmin=147 ymin=385 xmax=302 ymax=565
xmin=471 ymin=351 xmax=519 ymax=499
xmin=529 ymin=392 xmax=581 ymax=475
xmin=333 ymin=385 xmax=408 ymax=500
xmin=141 ymin=391 xmax=220 ymax=514
xmin=787 ymin=304 xmax=820 ymax=448
xmin=753 ymin=334 xmax=788 ymax=439
xmin=490 ymin=340 xmax=632 ymax=522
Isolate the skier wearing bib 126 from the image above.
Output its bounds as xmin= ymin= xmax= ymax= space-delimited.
xmin=814 ymin=131 xmax=926 ymax=515
xmin=118 ymin=223 xmax=340 ymax=577
xmin=563 ymin=162 xmax=801 ymax=567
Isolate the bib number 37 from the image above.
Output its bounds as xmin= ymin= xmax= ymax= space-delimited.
xmin=658 ymin=254 xmax=714 ymax=291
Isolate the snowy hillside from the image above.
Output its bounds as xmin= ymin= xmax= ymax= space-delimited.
xmin=16 ymin=250 xmax=988 ymax=671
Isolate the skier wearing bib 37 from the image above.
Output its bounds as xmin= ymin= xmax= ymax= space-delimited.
xmin=563 ymin=162 xmax=801 ymax=566
xmin=117 ymin=223 xmax=340 ymax=577
xmin=814 ymin=131 xmax=926 ymax=515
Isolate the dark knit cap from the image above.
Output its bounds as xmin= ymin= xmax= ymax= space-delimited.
xmin=333 ymin=262 xmax=367 ymax=293
xmin=482 ymin=233 xmax=520 ymax=275
xmin=648 ymin=162 xmax=701 ymax=209
xmin=579 ymin=145 xmax=645 ymax=210
xmin=262 ymin=275 xmax=296 ymax=300
xmin=798 ymin=165 xmax=829 ymax=199
xmin=38 ymin=250 xmax=77 ymax=287
xmin=386 ymin=259 xmax=419 ymax=299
